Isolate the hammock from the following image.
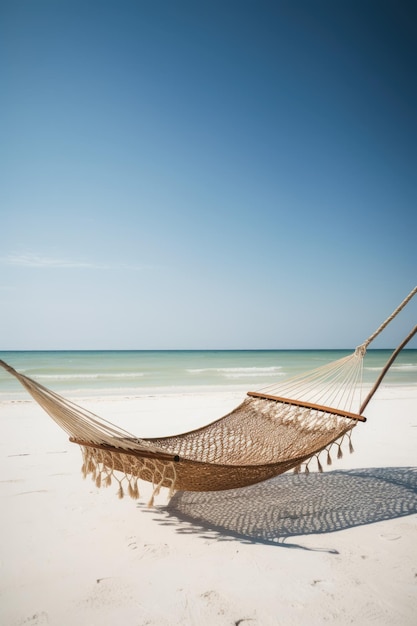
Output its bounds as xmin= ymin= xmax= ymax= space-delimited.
xmin=1 ymin=287 xmax=416 ymax=505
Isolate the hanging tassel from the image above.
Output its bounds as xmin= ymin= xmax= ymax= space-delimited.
xmin=95 ymin=473 xmax=102 ymax=488
xmin=327 ymin=450 xmax=332 ymax=466
xmin=337 ymin=445 xmax=343 ymax=460
xmin=105 ymin=474 xmax=112 ymax=487
xmin=128 ymin=481 xmax=140 ymax=499
xmin=304 ymin=465 xmax=310 ymax=475
xmin=293 ymin=464 xmax=301 ymax=474
xmin=147 ymin=494 xmax=155 ymax=508
xmin=132 ymin=481 xmax=140 ymax=500
xmin=117 ymin=485 xmax=124 ymax=499
xmin=168 ymin=484 xmax=176 ymax=499
xmin=317 ymin=457 xmax=323 ymax=473
xmin=349 ymin=436 xmax=354 ymax=454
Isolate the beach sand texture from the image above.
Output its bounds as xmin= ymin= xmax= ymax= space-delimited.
xmin=1 ymin=387 xmax=416 ymax=625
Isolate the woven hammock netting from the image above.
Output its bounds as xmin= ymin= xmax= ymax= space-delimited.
xmin=1 ymin=287 xmax=416 ymax=504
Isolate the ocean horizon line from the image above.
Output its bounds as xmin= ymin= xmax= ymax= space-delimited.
xmin=2 ymin=347 xmax=416 ymax=353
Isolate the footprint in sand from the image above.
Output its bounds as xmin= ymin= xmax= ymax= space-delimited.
xmin=200 ymin=590 xmax=226 ymax=617
xmin=127 ymin=537 xmax=170 ymax=558
xmin=380 ymin=533 xmax=401 ymax=541
xmin=20 ymin=612 xmax=49 ymax=625
xmin=81 ymin=577 xmax=136 ymax=609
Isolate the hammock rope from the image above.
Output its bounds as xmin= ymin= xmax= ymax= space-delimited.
xmin=0 ymin=286 xmax=416 ymax=503
xmin=360 ymin=286 xmax=417 ymax=350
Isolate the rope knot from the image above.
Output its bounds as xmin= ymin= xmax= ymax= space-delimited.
xmin=354 ymin=344 xmax=367 ymax=358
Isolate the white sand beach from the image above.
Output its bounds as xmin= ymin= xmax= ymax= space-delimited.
xmin=1 ymin=386 xmax=416 ymax=626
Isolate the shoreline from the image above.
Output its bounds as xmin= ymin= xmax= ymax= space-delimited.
xmin=1 ymin=379 xmax=416 ymax=403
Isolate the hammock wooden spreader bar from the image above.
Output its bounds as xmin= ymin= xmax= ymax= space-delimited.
xmin=246 ymin=393 xmax=367 ymax=422
xmin=0 ymin=286 xmax=416 ymax=503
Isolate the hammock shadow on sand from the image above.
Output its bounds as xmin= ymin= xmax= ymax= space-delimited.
xmin=150 ymin=467 xmax=417 ymax=551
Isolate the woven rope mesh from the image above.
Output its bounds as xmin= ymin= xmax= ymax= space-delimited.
xmin=148 ymin=397 xmax=354 ymax=465
xmin=3 ymin=362 xmax=358 ymax=493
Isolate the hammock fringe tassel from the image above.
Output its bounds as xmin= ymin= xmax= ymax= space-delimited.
xmin=80 ymin=444 xmax=178 ymax=505
xmin=295 ymin=430 xmax=357 ymax=476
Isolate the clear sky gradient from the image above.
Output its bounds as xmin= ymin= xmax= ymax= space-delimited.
xmin=1 ymin=0 xmax=416 ymax=349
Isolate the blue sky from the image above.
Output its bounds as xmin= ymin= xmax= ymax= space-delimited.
xmin=1 ymin=0 xmax=416 ymax=349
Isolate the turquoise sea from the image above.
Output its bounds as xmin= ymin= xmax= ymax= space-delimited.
xmin=0 ymin=350 xmax=416 ymax=401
